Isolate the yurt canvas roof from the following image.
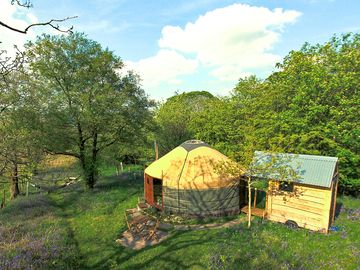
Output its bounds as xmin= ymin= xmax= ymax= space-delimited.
xmin=145 ymin=140 xmax=238 ymax=189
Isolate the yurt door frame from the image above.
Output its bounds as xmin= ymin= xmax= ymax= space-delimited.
xmin=144 ymin=175 xmax=163 ymax=210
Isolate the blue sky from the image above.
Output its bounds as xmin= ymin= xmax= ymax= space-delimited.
xmin=1 ymin=0 xmax=360 ymax=100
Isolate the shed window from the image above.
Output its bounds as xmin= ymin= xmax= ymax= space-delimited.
xmin=279 ymin=181 xmax=294 ymax=192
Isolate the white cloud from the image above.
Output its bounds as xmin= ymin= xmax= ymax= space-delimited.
xmin=159 ymin=4 xmax=301 ymax=81
xmin=125 ymin=49 xmax=198 ymax=88
xmin=128 ymin=3 xmax=301 ymax=97
xmin=0 ymin=0 xmax=38 ymax=54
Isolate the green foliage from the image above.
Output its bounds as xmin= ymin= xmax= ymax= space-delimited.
xmin=0 ymin=70 xmax=44 ymax=199
xmin=155 ymin=91 xmax=216 ymax=155
xmin=172 ymin=34 xmax=360 ymax=195
xmin=25 ymin=32 xmax=154 ymax=188
xmin=264 ymin=33 xmax=360 ymax=195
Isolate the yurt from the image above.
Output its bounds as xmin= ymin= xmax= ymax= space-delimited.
xmin=144 ymin=140 xmax=241 ymax=216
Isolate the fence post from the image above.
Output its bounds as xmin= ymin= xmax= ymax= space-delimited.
xmin=26 ymin=179 xmax=29 ymax=197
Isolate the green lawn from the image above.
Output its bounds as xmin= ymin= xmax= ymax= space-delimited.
xmin=0 ymin=169 xmax=359 ymax=270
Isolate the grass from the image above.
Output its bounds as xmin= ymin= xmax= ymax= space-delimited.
xmin=0 ymin=166 xmax=359 ymax=269
xmin=0 ymin=194 xmax=81 ymax=269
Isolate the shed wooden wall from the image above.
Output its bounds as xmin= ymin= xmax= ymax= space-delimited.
xmin=266 ymin=181 xmax=335 ymax=233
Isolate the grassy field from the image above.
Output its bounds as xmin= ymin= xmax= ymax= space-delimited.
xmin=0 ymin=167 xmax=359 ymax=270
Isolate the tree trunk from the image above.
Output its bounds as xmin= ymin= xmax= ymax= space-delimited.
xmin=10 ymin=161 xmax=20 ymax=200
xmin=86 ymin=131 xmax=98 ymax=189
xmin=86 ymin=169 xmax=95 ymax=189
xmin=77 ymin=122 xmax=86 ymax=170
xmin=77 ymin=121 xmax=90 ymax=187
xmin=247 ymin=177 xmax=252 ymax=228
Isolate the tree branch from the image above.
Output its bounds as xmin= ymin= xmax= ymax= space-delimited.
xmin=0 ymin=161 xmax=8 ymax=175
xmin=11 ymin=0 xmax=32 ymax=8
xmin=0 ymin=16 xmax=77 ymax=35
xmin=98 ymin=138 xmax=118 ymax=152
xmin=0 ymin=46 xmax=26 ymax=79
xmin=97 ymin=125 xmax=127 ymax=152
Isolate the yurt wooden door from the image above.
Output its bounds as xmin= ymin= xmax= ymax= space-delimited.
xmin=144 ymin=175 xmax=163 ymax=209
xmin=145 ymin=175 xmax=154 ymax=205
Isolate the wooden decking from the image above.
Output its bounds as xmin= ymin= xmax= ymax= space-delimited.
xmin=241 ymin=205 xmax=266 ymax=218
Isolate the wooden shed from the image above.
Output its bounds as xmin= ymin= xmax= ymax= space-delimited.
xmin=253 ymin=152 xmax=339 ymax=233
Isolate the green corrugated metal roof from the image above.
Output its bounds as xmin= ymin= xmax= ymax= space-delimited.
xmin=253 ymin=151 xmax=338 ymax=188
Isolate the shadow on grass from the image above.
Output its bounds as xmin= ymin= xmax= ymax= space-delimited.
xmin=3 ymin=172 xmax=358 ymax=270
xmin=45 ymin=172 xmax=144 ymax=268
xmin=87 ymin=230 xmax=211 ymax=270
xmin=41 ymin=171 xmax=208 ymax=269
xmin=82 ymin=220 xmax=311 ymax=270
xmin=335 ymin=202 xmax=343 ymax=219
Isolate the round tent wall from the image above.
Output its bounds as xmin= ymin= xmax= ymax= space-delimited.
xmin=144 ymin=140 xmax=241 ymax=216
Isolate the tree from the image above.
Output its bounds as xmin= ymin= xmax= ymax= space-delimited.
xmin=25 ymin=33 xmax=154 ymax=188
xmin=0 ymin=71 xmax=42 ymax=199
xmin=191 ymin=76 xmax=268 ymax=160
xmin=155 ymin=91 xmax=215 ymax=155
xmin=194 ymin=34 xmax=360 ymax=196
xmin=1 ymin=0 xmax=76 ymax=113
xmin=264 ymin=33 xmax=360 ymax=195
xmin=0 ymin=0 xmax=76 ymax=74
xmin=0 ymin=1 xmax=77 ymax=201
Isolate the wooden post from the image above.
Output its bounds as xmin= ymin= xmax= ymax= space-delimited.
xmin=264 ymin=190 xmax=269 ymax=218
xmin=247 ymin=177 xmax=252 ymax=228
xmin=161 ymin=170 xmax=164 ymax=210
xmin=331 ymin=180 xmax=339 ymax=224
xmin=154 ymin=140 xmax=159 ymax=160
xmin=253 ymin=188 xmax=257 ymax=208
xmin=120 ymin=162 xmax=124 ymax=172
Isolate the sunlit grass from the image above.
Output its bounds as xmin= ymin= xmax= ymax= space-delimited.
xmin=1 ymin=165 xmax=359 ymax=269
